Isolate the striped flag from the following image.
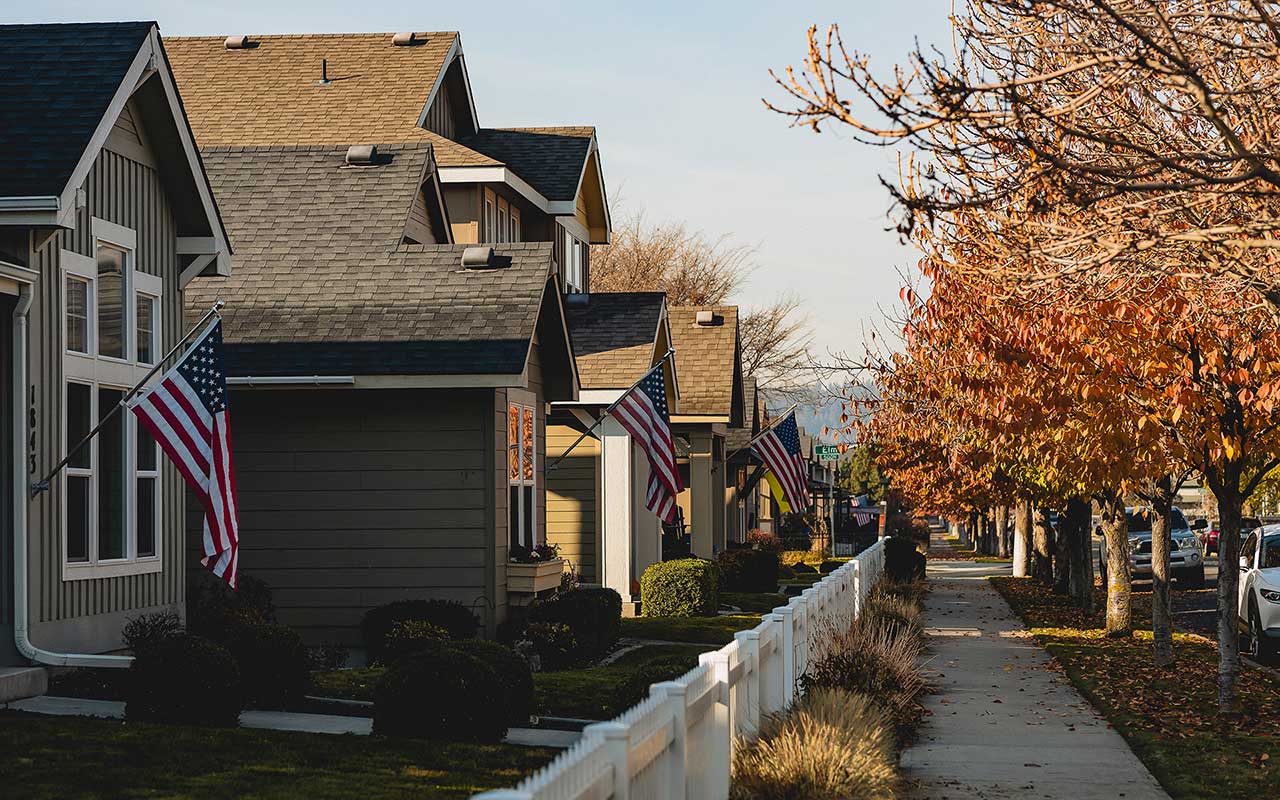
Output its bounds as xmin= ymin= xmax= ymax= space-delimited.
xmin=852 ymin=493 xmax=874 ymax=525
xmin=610 ymin=361 xmax=682 ymax=523
xmin=754 ymin=411 xmax=810 ymax=513
xmin=128 ymin=320 xmax=240 ymax=588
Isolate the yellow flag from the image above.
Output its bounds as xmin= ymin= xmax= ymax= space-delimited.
xmin=765 ymin=471 xmax=792 ymax=514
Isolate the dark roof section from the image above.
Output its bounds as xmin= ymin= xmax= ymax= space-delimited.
xmin=725 ymin=376 xmax=760 ymax=453
xmin=200 ymin=143 xmax=437 ymax=254
xmin=459 ymin=127 xmax=594 ymax=201
xmin=0 ymin=22 xmax=152 ymax=198
xmin=226 ymin=339 xmax=531 ymax=377
xmin=564 ymin=292 xmax=666 ymax=388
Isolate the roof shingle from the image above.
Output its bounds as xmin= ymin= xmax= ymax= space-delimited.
xmin=0 ymin=22 xmax=152 ymax=198
xmin=564 ymin=292 xmax=666 ymax=388
xmin=669 ymin=306 xmax=742 ymax=419
xmin=458 ymin=127 xmax=594 ymax=200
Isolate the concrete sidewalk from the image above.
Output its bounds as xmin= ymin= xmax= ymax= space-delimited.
xmin=901 ymin=557 xmax=1170 ymax=799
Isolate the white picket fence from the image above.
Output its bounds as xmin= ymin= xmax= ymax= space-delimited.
xmin=475 ymin=538 xmax=887 ymax=800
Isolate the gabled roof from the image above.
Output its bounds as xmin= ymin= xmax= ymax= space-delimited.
xmin=564 ymin=292 xmax=667 ymax=389
xmin=669 ymin=306 xmax=744 ymax=424
xmin=200 ymin=143 xmax=447 ymax=253
xmin=725 ymin=376 xmax=760 ymax=452
xmin=0 ymin=22 xmax=151 ymax=198
xmin=0 ymin=22 xmax=231 ymax=272
xmin=165 ymin=33 xmax=472 ymax=150
xmin=459 ymin=127 xmax=595 ymax=202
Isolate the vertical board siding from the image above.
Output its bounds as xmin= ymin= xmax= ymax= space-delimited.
xmin=29 ymin=146 xmax=183 ymax=631
xmin=189 ymin=388 xmax=496 ymax=647
xmin=546 ymin=421 xmax=599 ymax=582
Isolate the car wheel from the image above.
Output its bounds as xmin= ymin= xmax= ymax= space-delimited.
xmin=1252 ymin=607 xmax=1278 ymax=663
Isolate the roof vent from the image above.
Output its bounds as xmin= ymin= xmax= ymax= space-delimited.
xmin=462 ymin=246 xmax=496 ymax=269
xmin=345 ymin=145 xmax=378 ymax=165
xmin=225 ymin=35 xmax=251 ymax=49
xmin=695 ymin=310 xmax=721 ymax=326
xmin=392 ymin=32 xmax=418 ymax=46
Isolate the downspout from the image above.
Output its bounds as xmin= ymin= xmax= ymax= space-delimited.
xmin=12 ymin=282 xmax=132 ymax=668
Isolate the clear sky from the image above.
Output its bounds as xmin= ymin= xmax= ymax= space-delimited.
xmin=23 ymin=1 xmax=955 ymax=361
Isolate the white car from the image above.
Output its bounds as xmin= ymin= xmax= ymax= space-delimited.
xmin=1238 ymin=525 xmax=1280 ymax=662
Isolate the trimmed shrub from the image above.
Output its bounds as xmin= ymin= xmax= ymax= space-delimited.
xmin=524 ymin=622 xmax=578 ymax=670
xmin=717 ymin=549 xmax=780 ymax=593
xmin=448 ymin=639 xmax=534 ymax=726
xmin=224 ymin=621 xmax=310 ymax=709
xmin=187 ymin=572 xmax=275 ymax=642
xmin=372 ymin=642 xmax=507 ymax=742
xmin=734 ymin=688 xmax=897 ymax=800
xmin=884 ymin=536 xmax=927 ymax=582
xmin=640 ymin=559 xmax=719 ymax=618
xmin=780 ymin=550 xmax=824 ymax=568
xmin=620 ymin=654 xmax=700 ymax=709
xmin=528 ymin=588 xmax=622 ymax=662
xmin=361 ymin=599 xmax=479 ymax=663
xmin=746 ymin=529 xmax=783 ymax=554
xmin=381 ymin=620 xmax=448 ymax=664
xmin=125 ymin=634 xmax=242 ymax=726
xmin=122 ymin=611 xmax=183 ymax=655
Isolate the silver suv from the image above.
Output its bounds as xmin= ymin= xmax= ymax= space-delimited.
xmin=1099 ymin=506 xmax=1205 ymax=589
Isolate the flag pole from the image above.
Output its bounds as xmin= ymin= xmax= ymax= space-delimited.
xmin=544 ymin=349 xmax=675 ymax=474
xmin=30 ymin=300 xmax=225 ymax=498
xmin=724 ymin=402 xmax=799 ymax=463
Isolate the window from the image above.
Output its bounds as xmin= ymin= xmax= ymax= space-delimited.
xmin=59 ymin=220 xmax=163 ymax=578
xmin=508 ymin=398 xmax=538 ymax=549
xmin=562 ymin=227 xmax=585 ymax=292
xmin=484 ymin=190 xmax=496 ymax=242
xmin=66 ymin=277 xmax=90 ymax=354
xmin=509 ymin=208 xmax=521 ymax=243
xmin=498 ymin=206 xmax=509 ymax=244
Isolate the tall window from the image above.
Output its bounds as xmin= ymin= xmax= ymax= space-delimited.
xmin=562 ymin=227 xmax=585 ymax=292
xmin=483 ymin=190 xmax=496 ymax=242
xmin=498 ymin=206 xmax=509 ymax=244
xmin=509 ymin=208 xmax=521 ymax=243
xmin=60 ymin=219 xmax=164 ymax=577
xmin=508 ymin=399 xmax=538 ymax=549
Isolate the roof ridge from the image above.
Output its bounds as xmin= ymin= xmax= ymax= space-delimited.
xmin=200 ymin=141 xmax=434 ymax=153
xmin=171 ymin=31 xmax=457 ymax=40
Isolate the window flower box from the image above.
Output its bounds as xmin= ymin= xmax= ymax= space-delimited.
xmin=508 ymin=557 xmax=565 ymax=598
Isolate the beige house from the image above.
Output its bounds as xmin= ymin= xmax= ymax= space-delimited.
xmin=1 ymin=22 xmax=231 ymax=673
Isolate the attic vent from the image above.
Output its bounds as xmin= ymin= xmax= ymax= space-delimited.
xmin=462 ymin=246 xmax=506 ymax=270
xmin=345 ymin=145 xmax=378 ymax=165
xmin=224 ymin=35 xmax=250 ymax=49
xmin=392 ymin=32 xmax=418 ymax=46
xmin=695 ymin=310 xmax=721 ymax=326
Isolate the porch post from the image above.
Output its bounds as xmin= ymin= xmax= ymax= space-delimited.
xmin=688 ymin=428 xmax=717 ymax=558
xmin=600 ymin=417 xmax=637 ymax=606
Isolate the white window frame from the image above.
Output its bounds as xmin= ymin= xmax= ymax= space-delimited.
xmin=509 ymin=207 xmax=521 ymax=243
xmin=59 ymin=218 xmax=164 ymax=580
xmin=484 ymin=189 xmax=496 ymax=242
xmin=508 ymin=391 xmax=540 ymax=549
xmin=562 ymin=226 xmax=584 ymax=292
xmin=497 ymin=204 xmax=509 ymax=244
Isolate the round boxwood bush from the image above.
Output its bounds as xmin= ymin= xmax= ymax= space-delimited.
xmin=224 ymin=621 xmax=310 ymax=709
xmin=523 ymin=622 xmax=578 ymax=670
xmin=382 ymin=620 xmax=449 ymax=663
xmin=717 ymin=549 xmax=780 ymax=593
xmin=640 ymin=559 xmax=719 ymax=618
xmin=528 ymin=588 xmax=622 ymax=662
xmin=884 ymin=536 xmax=927 ymax=582
xmin=361 ymin=599 xmax=479 ymax=663
xmin=125 ymin=634 xmax=242 ymax=726
xmin=448 ymin=639 xmax=534 ymax=726
xmin=372 ymin=642 xmax=507 ymax=741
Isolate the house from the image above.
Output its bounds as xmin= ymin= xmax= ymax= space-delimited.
xmin=164 ymin=32 xmax=611 ymax=292
xmin=181 ymin=144 xmax=578 ymax=646
xmin=545 ymin=292 xmax=677 ymax=609
xmin=164 ymin=31 xmax=608 ymax=645
xmin=724 ymin=376 xmax=761 ymax=543
xmin=0 ymin=22 xmax=231 ymax=672
xmin=668 ymin=307 xmax=745 ymax=558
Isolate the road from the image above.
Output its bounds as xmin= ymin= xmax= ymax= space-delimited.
xmin=1092 ymin=535 xmax=1220 ymax=638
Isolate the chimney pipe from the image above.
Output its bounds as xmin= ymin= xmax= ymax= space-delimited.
xmin=316 ymin=58 xmax=330 ymax=85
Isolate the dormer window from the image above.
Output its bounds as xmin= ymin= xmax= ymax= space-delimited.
xmin=561 ymin=226 xmax=586 ymax=293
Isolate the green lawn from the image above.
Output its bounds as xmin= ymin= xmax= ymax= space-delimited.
xmin=619 ymin=614 xmax=761 ymax=644
xmin=311 ymin=666 xmax=383 ymax=702
xmin=533 ymin=644 xmax=711 ymax=719
xmin=991 ymin=577 xmax=1280 ymax=800
xmin=0 ymin=711 xmax=555 ymax=799
xmin=720 ymin=592 xmax=790 ymax=613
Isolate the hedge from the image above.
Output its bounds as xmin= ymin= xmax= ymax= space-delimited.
xmin=125 ymin=635 xmax=242 ymax=727
xmin=640 ymin=559 xmax=719 ymax=618
xmin=717 ymin=549 xmax=780 ymax=593
xmin=361 ymin=599 xmax=479 ymax=664
xmin=372 ymin=642 xmax=508 ymax=742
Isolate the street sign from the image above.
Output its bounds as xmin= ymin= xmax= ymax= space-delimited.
xmin=815 ymin=445 xmax=840 ymax=462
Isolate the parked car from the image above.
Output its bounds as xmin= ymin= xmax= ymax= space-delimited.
xmin=1201 ymin=516 xmax=1260 ymax=555
xmin=1099 ymin=506 xmax=1205 ymax=589
xmin=1237 ymin=525 xmax=1280 ymax=663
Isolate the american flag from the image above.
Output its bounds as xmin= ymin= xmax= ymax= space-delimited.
xmin=852 ymin=494 xmax=874 ymax=526
xmin=754 ymin=411 xmax=810 ymax=512
xmin=128 ymin=321 xmax=240 ymax=588
xmin=610 ymin=361 xmax=682 ymax=522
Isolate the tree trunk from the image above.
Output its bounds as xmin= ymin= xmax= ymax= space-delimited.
xmin=985 ymin=510 xmax=997 ymax=555
xmin=1214 ymin=483 xmax=1244 ymax=713
xmin=1149 ymin=476 xmax=1176 ymax=669
xmin=1098 ymin=492 xmax=1132 ymax=637
xmin=1013 ymin=499 xmax=1032 ymax=577
xmin=995 ymin=506 xmax=1010 ymax=558
xmin=1065 ymin=496 xmax=1095 ymax=615
xmin=1053 ymin=509 xmax=1072 ymax=595
xmin=1032 ymin=507 xmax=1054 ymax=585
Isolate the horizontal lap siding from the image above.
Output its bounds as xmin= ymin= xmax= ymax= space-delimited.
xmin=546 ymin=422 xmax=599 ymax=582
xmin=29 ymin=145 xmax=183 ymax=632
xmin=187 ymin=388 xmax=494 ymax=648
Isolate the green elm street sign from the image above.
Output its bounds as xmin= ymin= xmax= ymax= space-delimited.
xmin=815 ymin=445 xmax=839 ymax=462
